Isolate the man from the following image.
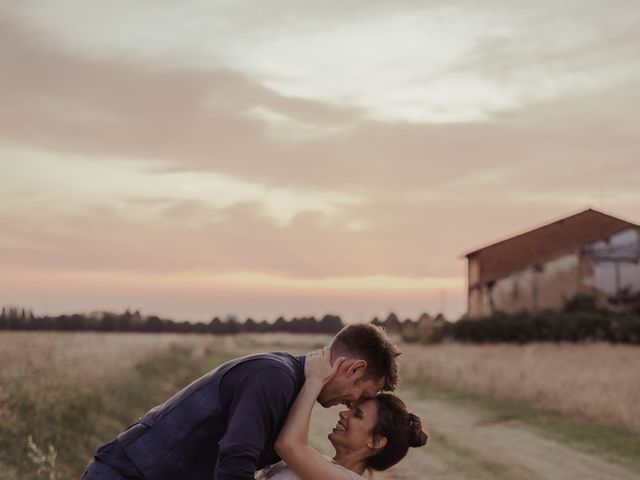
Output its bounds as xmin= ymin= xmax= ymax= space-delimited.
xmin=82 ymin=323 xmax=400 ymax=480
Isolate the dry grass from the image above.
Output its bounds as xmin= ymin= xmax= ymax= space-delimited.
xmin=400 ymin=342 xmax=640 ymax=432
xmin=0 ymin=332 xmax=326 ymax=403
xmin=0 ymin=332 xmax=220 ymax=480
xmin=0 ymin=332 xmax=215 ymax=388
xmin=3 ymin=332 xmax=638 ymax=433
xmin=207 ymin=332 xmax=329 ymax=353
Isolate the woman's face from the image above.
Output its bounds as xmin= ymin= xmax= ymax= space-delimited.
xmin=328 ymin=398 xmax=378 ymax=454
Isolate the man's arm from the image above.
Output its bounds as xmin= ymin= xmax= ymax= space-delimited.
xmin=215 ymin=365 xmax=296 ymax=480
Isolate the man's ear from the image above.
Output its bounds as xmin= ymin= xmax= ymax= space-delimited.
xmin=346 ymin=359 xmax=367 ymax=378
xmin=335 ymin=358 xmax=354 ymax=376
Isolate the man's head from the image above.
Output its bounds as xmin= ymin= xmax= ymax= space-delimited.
xmin=317 ymin=324 xmax=401 ymax=408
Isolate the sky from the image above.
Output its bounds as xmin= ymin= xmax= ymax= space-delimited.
xmin=1 ymin=0 xmax=639 ymax=323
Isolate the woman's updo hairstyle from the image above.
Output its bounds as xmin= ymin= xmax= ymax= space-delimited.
xmin=365 ymin=393 xmax=428 ymax=471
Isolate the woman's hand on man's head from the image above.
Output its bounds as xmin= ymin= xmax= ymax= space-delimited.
xmin=304 ymin=347 xmax=345 ymax=386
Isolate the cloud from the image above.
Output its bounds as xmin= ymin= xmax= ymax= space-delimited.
xmin=2 ymin=9 xmax=639 ymax=204
xmin=2 ymin=3 xmax=640 ymax=321
xmin=7 ymin=182 xmax=623 ymax=287
xmin=0 ymin=190 xmax=460 ymax=278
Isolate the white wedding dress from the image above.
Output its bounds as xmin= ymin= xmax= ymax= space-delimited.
xmin=256 ymin=460 xmax=364 ymax=480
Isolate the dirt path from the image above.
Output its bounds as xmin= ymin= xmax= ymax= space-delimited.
xmin=309 ymin=389 xmax=640 ymax=480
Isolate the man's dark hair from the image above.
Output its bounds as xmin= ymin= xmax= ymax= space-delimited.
xmin=331 ymin=323 xmax=401 ymax=391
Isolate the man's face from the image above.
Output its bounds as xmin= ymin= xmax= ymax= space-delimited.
xmin=317 ymin=359 xmax=385 ymax=408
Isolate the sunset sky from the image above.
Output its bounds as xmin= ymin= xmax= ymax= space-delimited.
xmin=1 ymin=1 xmax=639 ymax=322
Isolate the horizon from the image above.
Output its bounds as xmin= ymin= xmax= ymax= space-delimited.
xmin=0 ymin=305 xmax=417 ymax=325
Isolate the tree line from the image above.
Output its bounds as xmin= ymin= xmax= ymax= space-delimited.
xmin=5 ymin=296 xmax=638 ymax=343
xmin=404 ymin=295 xmax=640 ymax=345
xmin=0 ymin=307 xmax=346 ymax=334
xmin=0 ymin=306 xmax=432 ymax=336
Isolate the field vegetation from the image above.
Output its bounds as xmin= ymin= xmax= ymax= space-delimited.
xmin=401 ymin=342 xmax=640 ymax=432
xmin=0 ymin=333 xmax=215 ymax=479
xmin=0 ymin=332 xmax=638 ymax=479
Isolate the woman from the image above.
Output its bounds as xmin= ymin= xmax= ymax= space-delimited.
xmin=258 ymin=348 xmax=427 ymax=480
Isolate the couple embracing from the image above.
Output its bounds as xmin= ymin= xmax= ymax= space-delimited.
xmin=82 ymin=324 xmax=427 ymax=480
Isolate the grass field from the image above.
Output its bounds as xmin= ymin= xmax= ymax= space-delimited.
xmin=0 ymin=332 xmax=638 ymax=479
xmin=400 ymin=342 xmax=640 ymax=432
xmin=0 ymin=333 xmax=215 ymax=479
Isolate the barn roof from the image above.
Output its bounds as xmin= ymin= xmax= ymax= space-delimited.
xmin=465 ymin=209 xmax=638 ymax=284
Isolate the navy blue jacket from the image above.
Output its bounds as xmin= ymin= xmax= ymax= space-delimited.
xmin=96 ymin=352 xmax=305 ymax=480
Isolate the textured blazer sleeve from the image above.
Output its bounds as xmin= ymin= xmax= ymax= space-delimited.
xmin=214 ymin=365 xmax=296 ymax=480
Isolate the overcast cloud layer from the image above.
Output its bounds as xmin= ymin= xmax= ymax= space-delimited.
xmin=1 ymin=1 xmax=639 ymax=321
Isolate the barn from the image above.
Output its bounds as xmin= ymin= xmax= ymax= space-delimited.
xmin=465 ymin=209 xmax=640 ymax=318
